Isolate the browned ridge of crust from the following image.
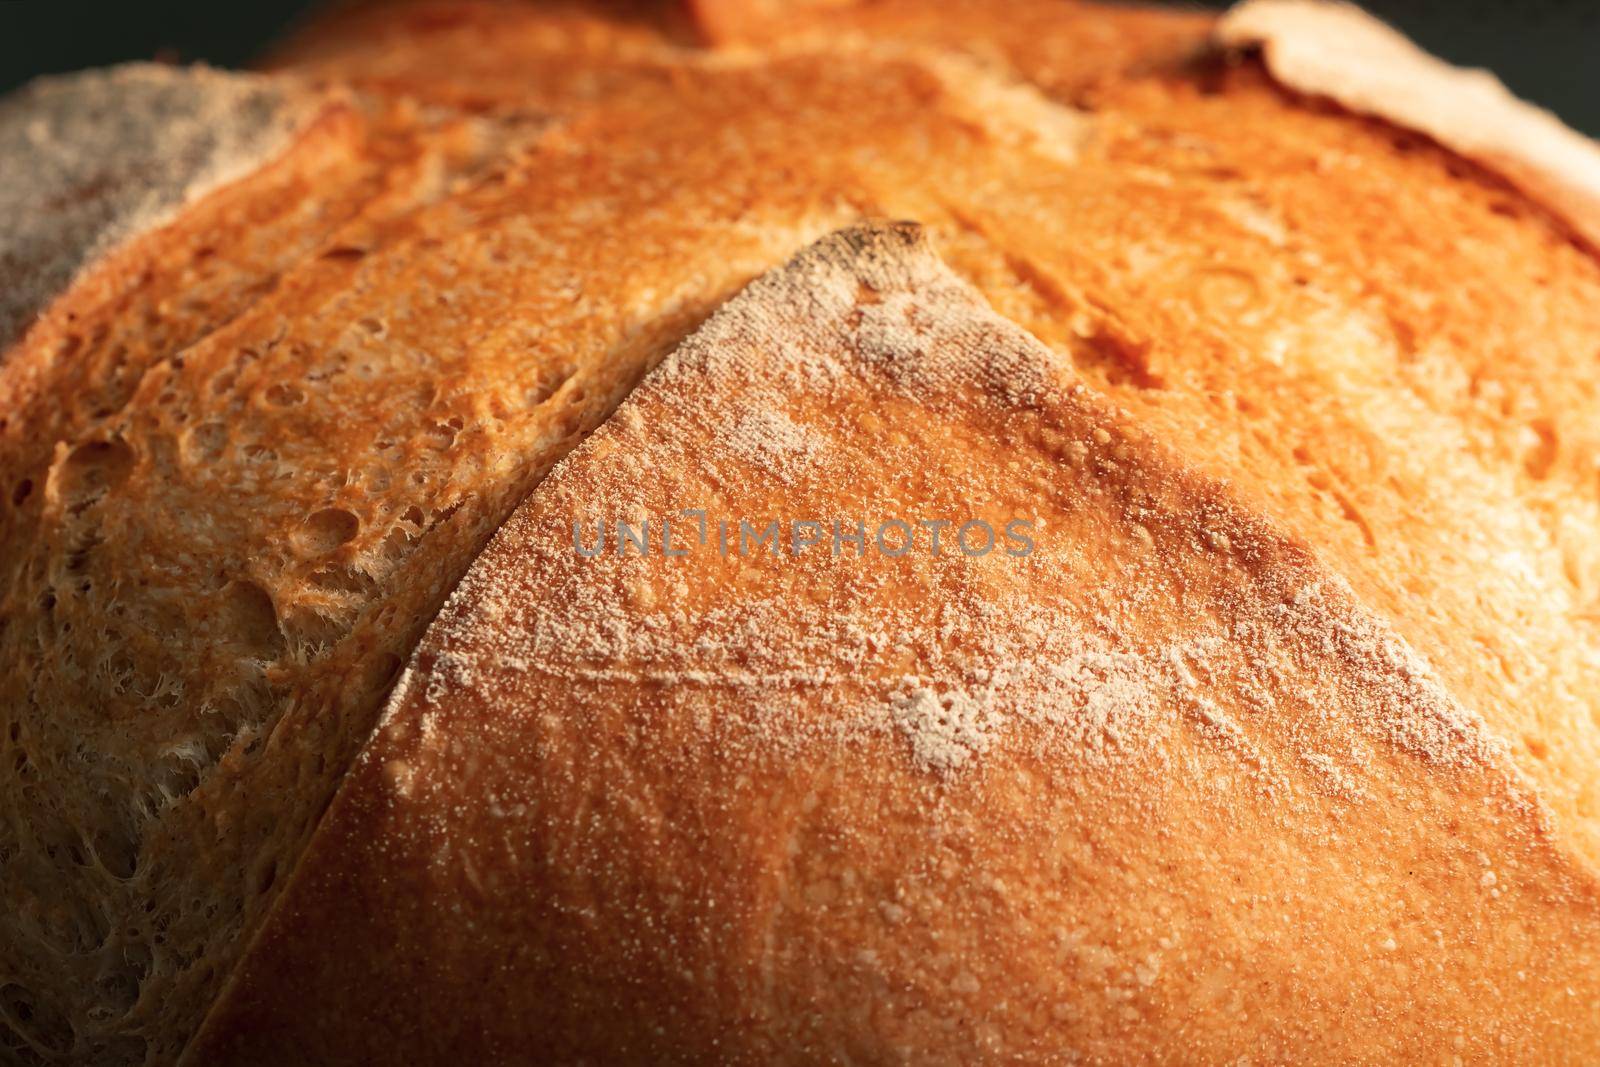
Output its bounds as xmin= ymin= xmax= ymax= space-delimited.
xmin=192 ymin=222 xmax=1600 ymax=1062
xmin=0 ymin=0 xmax=1598 ymax=1063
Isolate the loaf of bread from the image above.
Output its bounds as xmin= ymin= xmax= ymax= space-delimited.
xmin=2 ymin=1 xmax=1599 ymax=1063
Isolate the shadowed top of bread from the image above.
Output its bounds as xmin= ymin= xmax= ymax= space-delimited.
xmin=191 ymin=223 xmax=1600 ymax=1063
xmin=0 ymin=64 xmax=324 ymax=350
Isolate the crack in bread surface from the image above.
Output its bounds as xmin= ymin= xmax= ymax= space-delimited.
xmin=2 ymin=1 xmax=1600 ymax=1062
xmin=190 ymin=223 xmax=1600 ymax=1064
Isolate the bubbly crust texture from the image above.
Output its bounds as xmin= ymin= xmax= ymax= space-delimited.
xmin=195 ymin=224 xmax=1600 ymax=1062
xmin=0 ymin=29 xmax=739 ymax=1067
xmin=2 ymin=0 xmax=1600 ymax=1063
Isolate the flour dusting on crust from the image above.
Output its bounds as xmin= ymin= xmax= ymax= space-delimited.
xmin=0 ymin=63 xmax=318 ymax=349
xmin=378 ymin=223 xmax=1513 ymax=796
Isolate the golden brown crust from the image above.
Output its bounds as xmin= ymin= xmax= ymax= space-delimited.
xmin=263 ymin=0 xmax=1215 ymax=106
xmin=1217 ymin=0 xmax=1600 ymax=250
xmin=0 ymin=64 xmax=336 ymax=353
xmin=4 ymin=0 xmax=1600 ymax=1061
xmin=193 ymin=223 xmax=1600 ymax=1063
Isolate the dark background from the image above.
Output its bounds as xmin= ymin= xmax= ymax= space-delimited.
xmin=2 ymin=1 xmax=1598 ymax=136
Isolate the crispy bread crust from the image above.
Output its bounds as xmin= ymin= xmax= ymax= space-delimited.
xmin=1218 ymin=0 xmax=1600 ymax=250
xmin=192 ymin=223 xmax=1600 ymax=1062
xmin=0 ymin=64 xmax=335 ymax=352
xmin=3 ymin=1 xmax=1600 ymax=1061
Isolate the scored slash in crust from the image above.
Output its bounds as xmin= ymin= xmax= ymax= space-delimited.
xmin=193 ymin=223 xmax=1600 ymax=1064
